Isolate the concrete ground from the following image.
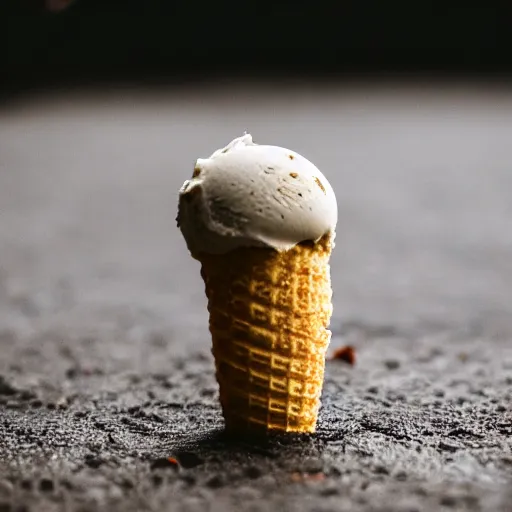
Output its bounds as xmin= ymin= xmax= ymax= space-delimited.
xmin=0 ymin=81 xmax=511 ymax=512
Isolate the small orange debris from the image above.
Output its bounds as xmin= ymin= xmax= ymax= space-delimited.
xmin=331 ymin=345 xmax=356 ymax=366
xmin=306 ymin=472 xmax=325 ymax=482
xmin=150 ymin=457 xmax=179 ymax=470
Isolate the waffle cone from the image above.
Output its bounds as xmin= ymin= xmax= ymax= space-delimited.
xmin=198 ymin=234 xmax=333 ymax=434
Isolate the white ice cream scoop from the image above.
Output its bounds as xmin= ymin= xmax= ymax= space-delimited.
xmin=177 ymin=134 xmax=337 ymax=256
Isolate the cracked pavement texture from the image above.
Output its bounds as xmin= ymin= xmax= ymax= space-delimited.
xmin=0 ymin=82 xmax=512 ymax=511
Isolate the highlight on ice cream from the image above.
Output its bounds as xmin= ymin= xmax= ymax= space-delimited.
xmin=177 ymin=134 xmax=337 ymax=434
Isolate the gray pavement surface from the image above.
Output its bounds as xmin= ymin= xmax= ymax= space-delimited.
xmin=0 ymin=82 xmax=511 ymax=511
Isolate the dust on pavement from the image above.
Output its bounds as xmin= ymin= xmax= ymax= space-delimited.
xmin=1 ymin=82 xmax=512 ymax=511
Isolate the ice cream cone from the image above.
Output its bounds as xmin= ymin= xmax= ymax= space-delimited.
xmin=177 ymin=134 xmax=338 ymax=437
xmin=198 ymin=234 xmax=333 ymax=434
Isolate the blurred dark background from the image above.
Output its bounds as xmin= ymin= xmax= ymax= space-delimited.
xmin=2 ymin=1 xmax=511 ymax=97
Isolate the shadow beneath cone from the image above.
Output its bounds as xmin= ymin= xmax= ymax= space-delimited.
xmin=166 ymin=427 xmax=328 ymax=467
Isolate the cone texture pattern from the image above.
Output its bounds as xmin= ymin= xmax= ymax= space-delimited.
xmin=199 ymin=235 xmax=333 ymax=434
